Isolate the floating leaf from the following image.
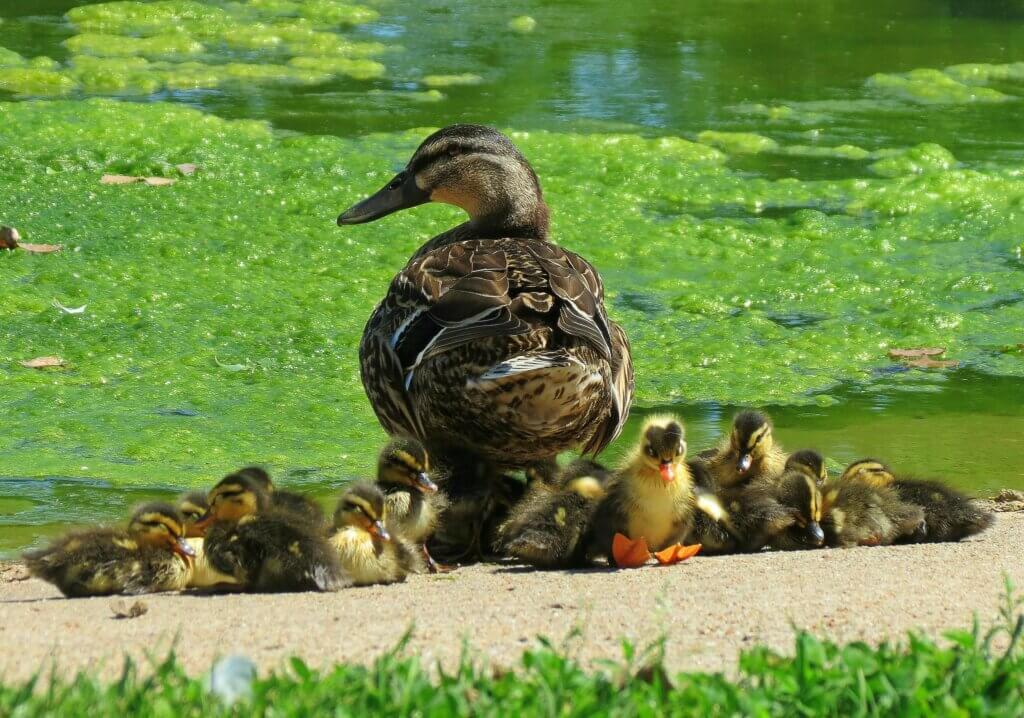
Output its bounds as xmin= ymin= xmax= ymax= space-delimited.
xmin=143 ymin=176 xmax=176 ymax=186
xmin=18 ymin=242 xmax=62 ymax=253
xmin=19 ymin=356 xmax=66 ymax=369
xmin=0 ymin=226 xmax=20 ymax=249
xmin=654 ymin=543 xmax=702 ymax=565
xmin=101 ymin=174 xmax=141 ymax=184
xmin=904 ymin=357 xmax=959 ymax=369
xmin=53 ymin=300 xmax=87 ymax=315
xmin=611 ymin=533 xmax=650 ymax=568
xmin=887 ymin=347 xmax=946 ymax=359
xmin=176 ymin=163 xmax=197 ymax=175
xmin=110 ymin=599 xmax=148 ymax=619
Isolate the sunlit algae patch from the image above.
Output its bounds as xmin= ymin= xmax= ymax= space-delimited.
xmin=0 ymin=99 xmax=1022 ymax=483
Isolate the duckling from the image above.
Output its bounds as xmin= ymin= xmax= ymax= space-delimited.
xmin=497 ymin=457 xmax=611 ymax=568
xmin=582 ymin=416 xmax=697 ymax=566
xmin=696 ymin=410 xmax=787 ymax=490
xmin=820 ymin=463 xmax=925 ymax=548
xmin=24 ymin=502 xmax=195 ymax=597
xmin=177 ymin=490 xmax=209 ymax=538
xmin=689 ymin=451 xmax=829 ymax=553
xmin=230 ymin=466 xmax=326 ymax=529
xmin=197 ymin=470 xmax=347 ymax=592
xmin=330 ymin=483 xmax=424 ymax=585
xmin=375 ymin=437 xmax=450 ymax=572
xmin=840 ymin=460 xmax=993 ymax=542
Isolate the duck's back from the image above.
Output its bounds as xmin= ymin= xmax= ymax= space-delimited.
xmin=361 ymin=237 xmax=633 ymax=467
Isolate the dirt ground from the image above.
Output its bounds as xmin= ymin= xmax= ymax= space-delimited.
xmin=1 ymin=512 xmax=1022 ymax=684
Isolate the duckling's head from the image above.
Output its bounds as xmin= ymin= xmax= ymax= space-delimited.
xmin=128 ymin=502 xmax=196 ymax=560
xmin=333 ymin=483 xmax=391 ymax=541
xmin=636 ymin=415 xmax=687 ymax=484
xmin=233 ymin=466 xmax=274 ymax=492
xmin=337 ymin=124 xmax=548 ymax=237
xmin=785 ymin=450 xmax=828 ymax=484
xmin=840 ymin=459 xmax=895 ymax=486
xmin=775 ymin=473 xmax=826 ymax=548
xmin=177 ymin=491 xmax=209 ymax=538
xmin=729 ymin=410 xmax=774 ymax=474
xmin=194 ymin=471 xmax=272 ymax=530
xmin=377 ymin=438 xmax=438 ymax=493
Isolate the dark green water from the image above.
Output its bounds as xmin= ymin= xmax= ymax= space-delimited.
xmin=1 ymin=0 xmax=1023 ymax=556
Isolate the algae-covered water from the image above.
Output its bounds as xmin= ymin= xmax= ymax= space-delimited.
xmin=1 ymin=0 xmax=1023 ymax=555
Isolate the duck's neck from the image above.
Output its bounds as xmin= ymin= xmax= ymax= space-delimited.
xmin=412 ymin=166 xmax=550 ymax=260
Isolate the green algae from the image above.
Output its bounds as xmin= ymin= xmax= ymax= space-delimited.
xmin=422 ymin=73 xmax=484 ymax=88
xmin=945 ymin=62 xmax=1024 ymax=85
xmin=1 ymin=99 xmax=1023 ymax=487
xmin=65 ymin=32 xmax=205 ymax=59
xmin=289 ymin=55 xmax=384 ymax=80
xmin=866 ymin=68 xmax=1013 ymax=105
xmin=508 ymin=15 xmax=537 ymax=33
xmin=697 ymin=130 xmax=779 ymax=154
xmin=869 ymin=143 xmax=958 ymax=178
xmin=0 ymin=68 xmax=76 ymax=96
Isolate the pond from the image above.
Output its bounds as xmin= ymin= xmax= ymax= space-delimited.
xmin=1 ymin=0 xmax=1023 ymax=556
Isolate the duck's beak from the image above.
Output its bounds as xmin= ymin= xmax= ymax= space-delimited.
xmin=659 ymin=461 xmax=675 ymax=483
xmin=370 ymin=520 xmax=391 ymax=542
xmin=174 ymin=537 xmax=197 ymax=560
xmin=337 ymin=170 xmax=430 ymax=225
xmin=807 ymin=521 xmax=825 ymax=546
xmin=737 ymin=453 xmax=753 ymax=473
xmin=415 ymin=472 xmax=439 ymax=493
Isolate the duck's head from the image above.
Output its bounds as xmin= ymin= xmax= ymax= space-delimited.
xmin=729 ymin=410 xmax=774 ymax=474
xmin=378 ymin=438 xmax=437 ymax=493
xmin=177 ymin=491 xmax=209 ymax=538
xmin=193 ymin=470 xmax=272 ymax=531
xmin=840 ymin=458 xmax=895 ymax=487
xmin=128 ymin=502 xmax=195 ymax=560
xmin=636 ymin=415 xmax=687 ymax=484
xmin=776 ymin=473 xmax=826 ymax=549
xmin=337 ymin=124 xmax=548 ymax=238
xmin=333 ymin=483 xmax=390 ymax=540
xmin=785 ymin=449 xmax=828 ymax=484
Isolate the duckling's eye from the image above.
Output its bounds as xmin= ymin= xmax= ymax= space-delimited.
xmin=644 ymin=444 xmax=656 ymax=458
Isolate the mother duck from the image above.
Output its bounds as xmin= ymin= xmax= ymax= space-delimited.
xmin=337 ymin=124 xmax=633 ymax=473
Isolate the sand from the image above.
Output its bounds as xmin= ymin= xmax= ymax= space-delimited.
xmin=1 ymin=512 xmax=1021 ymax=684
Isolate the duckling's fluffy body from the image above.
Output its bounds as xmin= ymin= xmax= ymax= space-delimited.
xmin=329 ymin=527 xmax=421 ymax=586
xmin=820 ymin=477 xmax=924 ymax=548
xmin=585 ymin=417 xmax=697 ymax=564
xmin=891 ymin=478 xmax=993 ymax=542
xmin=24 ymin=503 xmax=193 ymax=597
xmin=200 ymin=471 xmax=347 ymax=592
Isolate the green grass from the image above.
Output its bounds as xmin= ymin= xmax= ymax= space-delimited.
xmin=4 ymin=586 xmax=1024 ymax=717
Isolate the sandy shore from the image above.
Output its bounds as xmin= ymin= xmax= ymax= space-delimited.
xmin=2 ymin=512 xmax=1022 ymax=683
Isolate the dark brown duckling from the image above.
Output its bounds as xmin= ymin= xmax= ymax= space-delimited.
xmin=229 ymin=466 xmax=326 ymax=530
xmin=841 ymin=459 xmax=993 ymax=542
xmin=696 ymin=410 xmax=788 ymax=491
xmin=820 ymin=462 xmax=925 ymax=548
xmin=195 ymin=470 xmax=347 ymax=592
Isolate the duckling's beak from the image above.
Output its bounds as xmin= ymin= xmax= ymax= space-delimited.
xmin=191 ymin=512 xmax=215 ymax=533
xmin=369 ymin=520 xmax=391 ymax=542
xmin=337 ymin=170 xmax=430 ymax=225
xmin=807 ymin=521 xmax=825 ymax=546
xmin=174 ymin=537 xmax=197 ymax=560
xmin=737 ymin=453 xmax=753 ymax=473
xmin=415 ymin=472 xmax=439 ymax=493
xmin=659 ymin=461 xmax=675 ymax=483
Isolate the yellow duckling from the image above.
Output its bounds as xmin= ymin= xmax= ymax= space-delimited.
xmin=24 ymin=502 xmax=195 ymax=597
xmin=583 ymin=416 xmax=697 ymax=566
xmin=375 ymin=437 xmax=450 ymax=572
xmin=696 ymin=410 xmax=787 ymax=490
xmin=195 ymin=470 xmax=347 ymax=592
xmin=330 ymin=483 xmax=424 ymax=586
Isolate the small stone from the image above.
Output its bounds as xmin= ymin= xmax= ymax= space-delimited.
xmin=110 ymin=599 xmax=148 ymax=619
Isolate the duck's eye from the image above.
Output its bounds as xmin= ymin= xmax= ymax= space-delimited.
xmin=446 ymin=147 xmax=462 ymax=158
xmin=386 ymin=171 xmax=407 ymax=191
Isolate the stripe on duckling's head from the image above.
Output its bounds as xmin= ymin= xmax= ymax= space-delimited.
xmin=335 ymin=483 xmax=386 ymax=525
xmin=206 ymin=471 xmax=270 ymax=521
xmin=129 ymin=502 xmax=186 ymax=540
xmin=840 ymin=459 xmax=894 ymax=486
xmin=731 ymin=410 xmax=773 ymax=452
xmin=786 ymin=450 xmax=827 ymax=483
xmin=177 ymin=491 xmax=208 ymax=521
